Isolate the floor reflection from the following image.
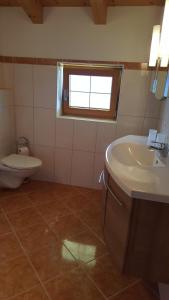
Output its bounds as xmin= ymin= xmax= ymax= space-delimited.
xmin=63 ymin=239 xmax=96 ymax=266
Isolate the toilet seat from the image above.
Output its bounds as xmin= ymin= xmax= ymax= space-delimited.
xmin=1 ymin=154 xmax=42 ymax=170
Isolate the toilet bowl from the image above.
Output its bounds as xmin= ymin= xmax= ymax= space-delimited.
xmin=0 ymin=154 xmax=42 ymax=189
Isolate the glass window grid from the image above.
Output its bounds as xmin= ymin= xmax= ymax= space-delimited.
xmin=69 ymin=74 xmax=112 ymax=110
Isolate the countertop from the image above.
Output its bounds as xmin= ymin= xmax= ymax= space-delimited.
xmin=105 ymin=135 xmax=169 ymax=203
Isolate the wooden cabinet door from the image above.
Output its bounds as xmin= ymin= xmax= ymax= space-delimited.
xmin=104 ymin=178 xmax=132 ymax=271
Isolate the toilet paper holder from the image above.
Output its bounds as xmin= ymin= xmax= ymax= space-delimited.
xmin=17 ymin=137 xmax=30 ymax=156
xmin=17 ymin=137 xmax=29 ymax=147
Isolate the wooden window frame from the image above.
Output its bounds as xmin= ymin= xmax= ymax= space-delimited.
xmin=62 ymin=65 xmax=122 ymax=120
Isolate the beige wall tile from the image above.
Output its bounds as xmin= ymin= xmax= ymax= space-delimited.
xmin=15 ymin=106 xmax=34 ymax=144
xmin=14 ymin=64 xmax=33 ymax=106
xmin=116 ymin=115 xmax=144 ymax=138
xmin=55 ymin=148 xmax=72 ymax=184
xmin=0 ymin=63 xmax=14 ymax=89
xmin=55 ymin=118 xmax=74 ymax=149
xmin=93 ymin=153 xmax=105 ymax=189
xmin=118 ymin=70 xmax=149 ymax=117
xmin=71 ymin=151 xmax=94 ymax=188
xmin=73 ymin=120 xmax=97 ymax=152
xmin=34 ymin=65 xmax=57 ymax=109
xmin=96 ymin=123 xmax=116 ymax=153
xmin=142 ymin=117 xmax=159 ymax=136
xmin=34 ymin=108 xmax=55 ymax=147
xmin=32 ymin=145 xmax=55 ymax=181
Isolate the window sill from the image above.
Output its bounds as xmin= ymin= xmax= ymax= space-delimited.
xmin=56 ymin=114 xmax=117 ymax=124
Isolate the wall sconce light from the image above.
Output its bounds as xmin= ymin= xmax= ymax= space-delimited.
xmin=149 ymin=25 xmax=161 ymax=67
xmin=149 ymin=0 xmax=169 ymax=68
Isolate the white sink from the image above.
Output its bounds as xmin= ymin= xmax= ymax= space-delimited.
xmin=110 ymin=142 xmax=165 ymax=168
xmin=105 ymin=135 xmax=169 ymax=203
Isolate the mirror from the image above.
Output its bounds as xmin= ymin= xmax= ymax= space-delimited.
xmin=150 ymin=69 xmax=169 ymax=100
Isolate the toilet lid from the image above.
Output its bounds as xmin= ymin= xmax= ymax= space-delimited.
xmin=1 ymin=154 xmax=42 ymax=170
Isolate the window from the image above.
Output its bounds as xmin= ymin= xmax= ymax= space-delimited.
xmin=62 ymin=64 xmax=122 ymax=120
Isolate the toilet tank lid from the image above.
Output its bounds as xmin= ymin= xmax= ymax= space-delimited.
xmin=1 ymin=154 xmax=42 ymax=170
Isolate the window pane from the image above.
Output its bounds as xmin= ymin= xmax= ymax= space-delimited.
xmin=91 ymin=76 xmax=112 ymax=93
xmin=70 ymin=75 xmax=90 ymax=92
xmin=90 ymin=93 xmax=111 ymax=110
xmin=70 ymin=92 xmax=89 ymax=108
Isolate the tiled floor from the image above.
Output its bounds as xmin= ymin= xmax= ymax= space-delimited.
xmin=0 ymin=180 xmax=158 ymax=300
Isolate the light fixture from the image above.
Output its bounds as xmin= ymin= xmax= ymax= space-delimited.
xmin=149 ymin=0 xmax=169 ymax=68
xmin=149 ymin=25 xmax=161 ymax=67
xmin=159 ymin=0 xmax=169 ymax=67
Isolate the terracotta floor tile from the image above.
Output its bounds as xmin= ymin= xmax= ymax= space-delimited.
xmin=0 ymin=193 xmax=32 ymax=214
xmin=17 ymin=223 xmax=57 ymax=254
xmin=79 ymin=188 xmax=102 ymax=202
xmin=0 ymin=188 xmax=23 ymax=201
xmin=28 ymin=190 xmax=64 ymax=206
xmin=0 ymin=255 xmax=39 ymax=299
xmin=52 ymin=184 xmax=83 ymax=198
xmin=0 ymin=232 xmax=23 ymax=262
xmin=7 ymin=207 xmax=45 ymax=231
xmin=82 ymin=254 xmax=135 ymax=298
xmin=37 ymin=200 xmax=71 ymax=223
xmin=45 ymin=267 xmax=105 ymax=300
xmin=49 ymin=213 xmax=87 ymax=240
xmin=0 ymin=181 xmax=150 ymax=300
xmin=64 ymin=193 xmax=95 ymax=212
xmin=110 ymin=282 xmax=157 ymax=300
xmin=76 ymin=205 xmax=104 ymax=241
xmin=0 ymin=213 xmax=11 ymax=236
xmin=11 ymin=285 xmax=49 ymax=300
xmin=29 ymin=243 xmax=78 ymax=282
xmin=63 ymin=230 xmax=107 ymax=264
xmin=20 ymin=180 xmax=52 ymax=193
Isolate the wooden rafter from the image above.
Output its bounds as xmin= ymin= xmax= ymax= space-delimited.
xmin=0 ymin=0 xmax=164 ymax=25
xmin=21 ymin=0 xmax=43 ymax=24
xmin=90 ymin=0 xmax=107 ymax=24
xmin=0 ymin=0 xmax=165 ymax=6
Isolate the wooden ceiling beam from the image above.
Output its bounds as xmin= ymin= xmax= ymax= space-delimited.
xmin=0 ymin=0 xmax=164 ymax=6
xmin=21 ymin=0 xmax=43 ymax=24
xmin=90 ymin=0 xmax=107 ymax=24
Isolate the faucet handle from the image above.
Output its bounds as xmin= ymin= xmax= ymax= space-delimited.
xmin=156 ymin=133 xmax=166 ymax=144
xmin=147 ymin=129 xmax=157 ymax=146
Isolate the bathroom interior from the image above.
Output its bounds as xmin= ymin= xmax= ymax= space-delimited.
xmin=0 ymin=0 xmax=169 ymax=299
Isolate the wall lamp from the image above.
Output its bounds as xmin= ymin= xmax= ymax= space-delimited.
xmin=149 ymin=0 xmax=169 ymax=68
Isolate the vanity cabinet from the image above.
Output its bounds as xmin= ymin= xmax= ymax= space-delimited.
xmin=102 ymin=168 xmax=169 ymax=283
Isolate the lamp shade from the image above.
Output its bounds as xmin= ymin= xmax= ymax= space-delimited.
xmin=159 ymin=0 xmax=169 ymax=67
xmin=149 ymin=25 xmax=161 ymax=67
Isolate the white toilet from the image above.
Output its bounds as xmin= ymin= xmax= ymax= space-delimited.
xmin=0 ymin=154 xmax=42 ymax=189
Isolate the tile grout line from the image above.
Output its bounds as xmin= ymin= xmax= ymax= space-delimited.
xmin=4 ymin=283 xmax=40 ymax=300
xmin=26 ymin=196 xmax=82 ymax=264
xmin=32 ymin=64 xmax=35 ymax=146
xmin=92 ymin=122 xmax=99 ymax=188
xmin=2 ymin=208 xmax=53 ymax=300
xmin=66 ymin=205 xmax=105 ymax=244
xmin=69 ymin=119 xmax=75 ymax=185
xmin=12 ymin=63 xmax=17 ymax=142
xmin=107 ymin=278 xmax=141 ymax=299
xmin=53 ymin=73 xmax=57 ymax=182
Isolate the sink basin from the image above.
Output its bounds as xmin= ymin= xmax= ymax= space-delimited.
xmin=105 ymin=135 xmax=169 ymax=203
xmin=110 ymin=142 xmax=165 ymax=168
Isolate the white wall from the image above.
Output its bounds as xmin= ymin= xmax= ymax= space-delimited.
xmin=0 ymin=7 xmax=162 ymax=61
xmin=159 ymin=99 xmax=169 ymax=139
xmin=0 ymin=89 xmax=15 ymax=160
xmin=0 ymin=62 xmax=159 ymax=188
xmin=0 ymin=64 xmax=16 ymax=160
xmin=0 ymin=6 xmax=162 ymax=188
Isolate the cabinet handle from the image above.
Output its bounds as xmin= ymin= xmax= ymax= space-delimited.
xmin=99 ymin=170 xmax=123 ymax=207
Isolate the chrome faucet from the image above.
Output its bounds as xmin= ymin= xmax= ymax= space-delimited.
xmin=150 ymin=142 xmax=169 ymax=157
xmin=147 ymin=130 xmax=169 ymax=158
